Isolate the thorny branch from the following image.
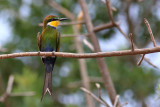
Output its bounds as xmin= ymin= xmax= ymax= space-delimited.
xmin=103 ymin=0 xmax=158 ymax=69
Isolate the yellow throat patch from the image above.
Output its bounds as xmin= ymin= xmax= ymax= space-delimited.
xmin=48 ymin=21 xmax=60 ymax=28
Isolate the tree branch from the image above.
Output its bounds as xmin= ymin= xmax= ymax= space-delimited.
xmin=103 ymin=0 xmax=158 ymax=69
xmin=0 ymin=47 xmax=160 ymax=59
xmin=78 ymin=0 xmax=118 ymax=105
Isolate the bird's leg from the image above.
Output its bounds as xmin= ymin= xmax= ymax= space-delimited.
xmin=52 ymin=51 xmax=55 ymax=57
xmin=38 ymin=51 xmax=41 ymax=55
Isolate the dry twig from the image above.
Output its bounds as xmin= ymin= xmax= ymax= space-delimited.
xmin=82 ymin=38 xmax=94 ymax=51
xmin=113 ymin=95 xmax=120 ymax=107
xmin=105 ymin=0 xmax=115 ymax=24
xmin=137 ymin=54 xmax=145 ymax=66
xmin=95 ymin=83 xmax=109 ymax=107
xmin=80 ymin=87 xmax=108 ymax=106
xmin=144 ymin=18 xmax=157 ymax=47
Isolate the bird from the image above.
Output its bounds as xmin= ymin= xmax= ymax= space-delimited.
xmin=37 ymin=15 xmax=68 ymax=101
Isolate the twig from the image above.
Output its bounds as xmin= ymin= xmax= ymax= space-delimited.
xmin=61 ymin=22 xmax=118 ymax=37
xmin=6 ymin=75 xmax=14 ymax=94
xmin=144 ymin=18 xmax=157 ymax=47
xmin=113 ymin=95 xmax=120 ymax=107
xmin=0 ymin=47 xmax=160 ymax=59
xmin=0 ymin=75 xmax=14 ymax=102
xmin=137 ymin=54 xmax=145 ymax=66
xmin=105 ymin=0 xmax=115 ymax=24
xmin=93 ymin=22 xmax=119 ymax=32
xmin=116 ymin=25 xmax=158 ymax=68
xmin=67 ymin=77 xmax=103 ymax=88
xmin=144 ymin=57 xmax=158 ymax=68
xmin=96 ymin=83 xmax=109 ymax=107
xmin=82 ymin=38 xmax=94 ymax=51
xmin=129 ymin=33 xmax=134 ymax=52
xmin=80 ymin=87 xmax=107 ymax=106
xmin=100 ymin=0 xmax=117 ymax=11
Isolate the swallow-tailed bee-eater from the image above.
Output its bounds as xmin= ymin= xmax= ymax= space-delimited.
xmin=37 ymin=15 xmax=68 ymax=101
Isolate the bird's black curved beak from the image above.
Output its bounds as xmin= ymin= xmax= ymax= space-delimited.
xmin=59 ymin=18 xmax=68 ymax=21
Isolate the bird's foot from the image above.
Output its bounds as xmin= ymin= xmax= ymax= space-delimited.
xmin=52 ymin=51 xmax=55 ymax=56
xmin=38 ymin=51 xmax=41 ymax=55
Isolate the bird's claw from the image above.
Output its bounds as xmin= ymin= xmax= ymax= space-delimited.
xmin=38 ymin=51 xmax=41 ymax=55
xmin=52 ymin=51 xmax=55 ymax=55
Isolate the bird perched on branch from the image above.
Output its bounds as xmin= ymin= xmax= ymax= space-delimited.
xmin=37 ymin=15 xmax=68 ymax=101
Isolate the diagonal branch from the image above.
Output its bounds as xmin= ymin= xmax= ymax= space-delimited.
xmin=144 ymin=18 xmax=157 ymax=47
xmin=137 ymin=54 xmax=145 ymax=66
xmin=48 ymin=0 xmax=75 ymax=20
xmin=80 ymin=87 xmax=108 ymax=106
xmin=78 ymin=0 xmax=118 ymax=105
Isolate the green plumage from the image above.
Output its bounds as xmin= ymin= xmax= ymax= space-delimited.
xmin=37 ymin=15 xmax=61 ymax=101
xmin=41 ymin=26 xmax=59 ymax=52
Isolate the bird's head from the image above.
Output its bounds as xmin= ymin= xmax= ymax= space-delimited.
xmin=43 ymin=15 xmax=68 ymax=29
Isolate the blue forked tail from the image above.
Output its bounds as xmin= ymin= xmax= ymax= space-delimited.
xmin=41 ymin=57 xmax=56 ymax=101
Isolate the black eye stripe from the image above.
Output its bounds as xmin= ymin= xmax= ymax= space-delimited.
xmin=48 ymin=19 xmax=53 ymax=22
xmin=47 ymin=18 xmax=59 ymax=23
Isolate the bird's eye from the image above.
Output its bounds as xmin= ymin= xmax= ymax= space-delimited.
xmin=47 ymin=19 xmax=53 ymax=22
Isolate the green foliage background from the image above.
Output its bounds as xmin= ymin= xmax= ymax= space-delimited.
xmin=0 ymin=0 xmax=160 ymax=106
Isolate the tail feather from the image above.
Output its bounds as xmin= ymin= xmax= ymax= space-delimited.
xmin=41 ymin=69 xmax=52 ymax=101
xmin=41 ymin=57 xmax=56 ymax=101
